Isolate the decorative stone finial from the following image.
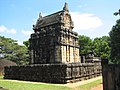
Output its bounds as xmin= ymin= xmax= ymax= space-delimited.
xmin=63 ymin=2 xmax=69 ymax=11
xmin=39 ymin=12 xmax=42 ymax=20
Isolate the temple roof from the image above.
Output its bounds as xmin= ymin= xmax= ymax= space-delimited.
xmin=33 ymin=3 xmax=72 ymax=30
xmin=33 ymin=11 xmax=64 ymax=29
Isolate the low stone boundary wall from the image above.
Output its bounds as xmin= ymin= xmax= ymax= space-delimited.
xmin=4 ymin=63 xmax=101 ymax=83
xmin=4 ymin=64 xmax=67 ymax=83
xmin=66 ymin=63 xmax=101 ymax=82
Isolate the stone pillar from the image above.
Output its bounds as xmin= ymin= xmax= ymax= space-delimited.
xmin=66 ymin=46 xmax=70 ymax=62
xmin=70 ymin=47 xmax=74 ymax=62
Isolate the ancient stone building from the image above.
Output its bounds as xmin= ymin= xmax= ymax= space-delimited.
xmin=4 ymin=3 xmax=102 ymax=84
xmin=29 ymin=3 xmax=80 ymax=64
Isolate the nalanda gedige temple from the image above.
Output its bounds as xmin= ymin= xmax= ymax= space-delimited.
xmin=29 ymin=3 xmax=80 ymax=64
xmin=4 ymin=3 xmax=102 ymax=83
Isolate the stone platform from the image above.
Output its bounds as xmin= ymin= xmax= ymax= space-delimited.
xmin=4 ymin=63 xmax=101 ymax=84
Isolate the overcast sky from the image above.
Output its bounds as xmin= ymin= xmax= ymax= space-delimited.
xmin=0 ymin=0 xmax=119 ymax=45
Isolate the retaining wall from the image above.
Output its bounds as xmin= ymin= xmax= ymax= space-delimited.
xmin=4 ymin=63 xmax=101 ymax=83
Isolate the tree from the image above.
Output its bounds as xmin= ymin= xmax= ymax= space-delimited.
xmin=109 ymin=9 xmax=120 ymax=63
xmin=0 ymin=36 xmax=29 ymax=65
xmin=78 ymin=35 xmax=110 ymax=59
xmin=78 ymin=35 xmax=93 ymax=54
xmin=113 ymin=9 xmax=120 ymax=16
xmin=23 ymin=40 xmax=29 ymax=48
xmin=92 ymin=36 xmax=111 ymax=59
xmin=109 ymin=19 xmax=120 ymax=63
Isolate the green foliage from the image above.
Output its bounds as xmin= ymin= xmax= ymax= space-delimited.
xmin=23 ymin=40 xmax=29 ymax=48
xmin=109 ymin=19 xmax=120 ymax=63
xmin=92 ymin=36 xmax=111 ymax=59
xmin=0 ymin=36 xmax=29 ymax=65
xmin=113 ymin=9 xmax=120 ymax=16
xmin=78 ymin=35 xmax=111 ymax=59
xmin=78 ymin=35 xmax=93 ymax=54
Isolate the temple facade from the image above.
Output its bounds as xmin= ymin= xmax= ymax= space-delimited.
xmin=29 ymin=3 xmax=80 ymax=64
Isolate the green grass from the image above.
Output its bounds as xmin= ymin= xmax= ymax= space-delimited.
xmin=0 ymin=76 xmax=102 ymax=90
xmin=0 ymin=76 xmax=3 ymax=79
xmin=78 ymin=79 xmax=102 ymax=90
xmin=0 ymin=76 xmax=70 ymax=90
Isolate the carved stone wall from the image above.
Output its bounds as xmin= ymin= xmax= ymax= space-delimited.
xmin=4 ymin=64 xmax=67 ymax=83
xmin=4 ymin=63 xmax=101 ymax=84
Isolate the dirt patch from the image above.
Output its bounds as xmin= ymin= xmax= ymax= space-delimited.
xmin=90 ymin=84 xmax=103 ymax=90
xmin=0 ymin=87 xmax=8 ymax=90
xmin=65 ymin=76 xmax=102 ymax=88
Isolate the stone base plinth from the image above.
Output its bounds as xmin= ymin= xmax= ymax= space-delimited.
xmin=4 ymin=63 xmax=101 ymax=84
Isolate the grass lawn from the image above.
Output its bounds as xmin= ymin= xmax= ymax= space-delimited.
xmin=0 ymin=76 xmax=102 ymax=90
xmin=0 ymin=76 xmax=70 ymax=90
xmin=76 ymin=79 xmax=102 ymax=90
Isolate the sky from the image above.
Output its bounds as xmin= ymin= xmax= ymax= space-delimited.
xmin=0 ymin=0 xmax=120 ymax=45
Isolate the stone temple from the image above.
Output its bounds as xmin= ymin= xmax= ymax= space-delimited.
xmin=4 ymin=3 xmax=102 ymax=83
xmin=29 ymin=3 xmax=80 ymax=64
